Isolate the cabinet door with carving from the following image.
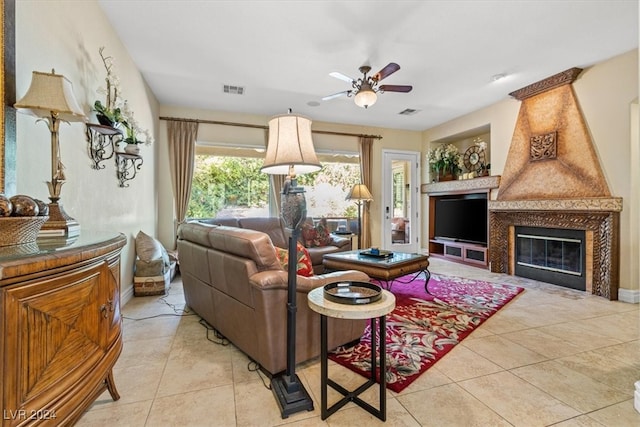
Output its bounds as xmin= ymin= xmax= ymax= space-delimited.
xmin=101 ymin=255 xmax=122 ymax=348
xmin=1 ymin=261 xmax=113 ymax=425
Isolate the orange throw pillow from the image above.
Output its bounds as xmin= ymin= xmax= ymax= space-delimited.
xmin=274 ymin=242 xmax=314 ymax=277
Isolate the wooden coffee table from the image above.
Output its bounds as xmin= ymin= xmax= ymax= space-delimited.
xmin=323 ymin=250 xmax=431 ymax=292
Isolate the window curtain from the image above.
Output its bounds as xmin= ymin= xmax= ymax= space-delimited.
xmin=167 ymin=120 xmax=199 ymax=245
xmin=359 ymin=136 xmax=373 ymax=248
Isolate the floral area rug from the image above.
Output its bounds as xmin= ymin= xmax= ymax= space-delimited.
xmin=328 ymin=273 xmax=524 ymax=393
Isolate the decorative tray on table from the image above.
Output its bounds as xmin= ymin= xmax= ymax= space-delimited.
xmin=360 ymin=249 xmax=394 ymax=259
xmin=323 ymin=282 xmax=382 ymax=305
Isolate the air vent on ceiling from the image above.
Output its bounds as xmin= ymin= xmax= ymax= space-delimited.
xmin=398 ymin=108 xmax=419 ymax=116
xmin=223 ymin=85 xmax=245 ymax=95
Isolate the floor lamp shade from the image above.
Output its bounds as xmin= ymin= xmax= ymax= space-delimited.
xmin=261 ymin=113 xmax=321 ymax=176
xmin=346 ymin=183 xmax=373 ymax=202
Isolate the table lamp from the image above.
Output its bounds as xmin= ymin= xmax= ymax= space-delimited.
xmin=14 ymin=70 xmax=86 ymax=237
xmin=261 ymin=110 xmax=321 ymax=418
xmin=346 ymin=183 xmax=373 ymax=249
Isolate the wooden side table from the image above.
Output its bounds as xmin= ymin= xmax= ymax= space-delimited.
xmin=307 ymin=285 xmax=396 ymax=421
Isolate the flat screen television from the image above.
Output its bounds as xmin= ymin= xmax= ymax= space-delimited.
xmin=434 ymin=196 xmax=487 ymax=245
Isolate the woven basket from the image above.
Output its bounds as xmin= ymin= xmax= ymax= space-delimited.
xmin=0 ymin=216 xmax=49 ymax=247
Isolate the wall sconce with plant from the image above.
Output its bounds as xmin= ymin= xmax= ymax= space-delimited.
xmin=86 ymin=47 xmax=153 ymax=185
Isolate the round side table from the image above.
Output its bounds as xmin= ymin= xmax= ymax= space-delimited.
xmin=307 ymin=284 xmax=395 ymax=421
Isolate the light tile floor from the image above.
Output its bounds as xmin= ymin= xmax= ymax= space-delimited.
xmin=77 ymin=258 xmax=640 ymax=426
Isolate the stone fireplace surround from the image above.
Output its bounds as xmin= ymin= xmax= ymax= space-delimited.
xmin=489 ymin=198 xmax=621 ymax=300
xmin=487 ymin=67 xmax=622 ymax=300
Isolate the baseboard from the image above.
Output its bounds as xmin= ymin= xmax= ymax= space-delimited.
xmin=121 ymin=282 xmax=134 ymax=306
xmin=618 ymin=288 xmax=640 ymax=304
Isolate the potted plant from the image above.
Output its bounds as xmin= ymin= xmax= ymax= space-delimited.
xmin=121 ymin=101 xmax=154 ymax=154
xmin=94 ymin=47 xmax=154 ymax=152
xmin=94 ymin=47 xmax=123 ymax=127
xmin=427 ymin=144 xmax=463 ymax=181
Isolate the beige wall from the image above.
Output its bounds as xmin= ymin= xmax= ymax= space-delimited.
xmin=14 ymin=1 xmax=160 ymax=300
xmin=13 ymin=1 xmax=635 ymax=300
xmin=422 ymin=49 xmax=639 ymax=297
xmin=157 ymin=105 xmax=423 ymax=249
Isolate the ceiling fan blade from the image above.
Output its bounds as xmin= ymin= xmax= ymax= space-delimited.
xmin=322 ymin=90 xmax=351 ymax=101
xmin=378 ymin=84 xmax=413 ymax=93
xmin=329 ymin=71 xmax=355 ymax=83
xmin=373 ymin=62 xmax=400 ymax=81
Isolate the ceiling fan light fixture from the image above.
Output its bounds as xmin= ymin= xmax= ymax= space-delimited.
xmin=354 ymin=88 xmax=377 ymax=109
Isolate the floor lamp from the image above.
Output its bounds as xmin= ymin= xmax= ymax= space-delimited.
xmin=346 ymin=183 xmax=373 ymax=250
xmin=14 ymin=70 xmax=86 ymax=238
xmin=261 ymin=111 xmax=321 ymax=418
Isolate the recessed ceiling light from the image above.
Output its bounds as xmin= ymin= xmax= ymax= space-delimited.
xmin=491 ymin=73 xmax=507 ymax=82
xmin=307 ymin=101 xmax=320 ymax=107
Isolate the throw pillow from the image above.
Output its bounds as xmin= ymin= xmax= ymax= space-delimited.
xmin=301 ymin=219 xmax=332 ymax=248
xmin=274 ymin=242 xmax=314 ymax=277
xmin=135 ymin=230 xmax=163 ymax=262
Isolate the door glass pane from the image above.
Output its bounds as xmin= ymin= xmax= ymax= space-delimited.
xmin=390 ymin=160 xmax=410 ymax=244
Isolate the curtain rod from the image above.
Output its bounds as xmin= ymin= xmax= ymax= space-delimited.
xmin=159 ymin=116 xmax=383 ymax=140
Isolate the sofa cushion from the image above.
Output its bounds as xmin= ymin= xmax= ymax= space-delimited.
xmin=180 ymin=221 xmax=218 ymax=246
xmin=135 ymin=230 xmax=163 ymax=262
xmin=202 ymin=217 xmax=240 ymax=227
xmin=274 ymin=242 xmax=314 ymax=277
xmin=239 ymin=217 xmax=287 ymax=248
xmin=301 ymin=220 xmax=332 ymax=248
xmin=203 ymin=225 xmax=282 ymax=272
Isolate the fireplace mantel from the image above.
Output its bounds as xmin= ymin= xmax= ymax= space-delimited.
xmin=489 ymin=197 xmax=622 ymax=212
xmin=421 ymin=175 xmax=500 ymax=195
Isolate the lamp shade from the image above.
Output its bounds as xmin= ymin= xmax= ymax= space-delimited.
xmin=261 ymin=113 xmax=321 ymax=175
xmin=14 ymin=71 xmax=86 ymax=122
xmin=346 ymin=183 xmax=373 ymax=201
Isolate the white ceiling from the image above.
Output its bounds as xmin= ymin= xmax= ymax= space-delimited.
xmin=97 ymin=0 xmax=638 ymax=132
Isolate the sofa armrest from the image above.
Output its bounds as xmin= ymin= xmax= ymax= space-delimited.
xmin=250 ymin=269 xmax=369 ymax=293
xmin=330 ymin=235 xmax=352 ymax=249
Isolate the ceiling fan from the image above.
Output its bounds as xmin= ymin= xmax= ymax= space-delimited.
xmin=322 ymin=62 xmax=413 ymax=109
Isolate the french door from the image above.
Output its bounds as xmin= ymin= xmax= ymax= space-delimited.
xmin=381 ymin=150 xmax=420 ymax=253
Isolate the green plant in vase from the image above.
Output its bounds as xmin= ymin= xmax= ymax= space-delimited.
xmin=427 ymin=143 xmax=463 ymax=181
xmin=121 ymin=101 xmax=154 ymax=154
xmin=94 ymin=47 xmax=123 ymax=127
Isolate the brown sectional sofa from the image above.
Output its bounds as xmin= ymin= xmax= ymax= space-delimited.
xmin=177 ymin=221 xmax=369 ymax=376
xmin=197 ymin=217 xmax=353 ymax=274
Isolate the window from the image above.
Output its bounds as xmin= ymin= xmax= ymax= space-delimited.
xmin=187 ymin=155 xmax=269 ymax=218
xmin=297 ymin=161 xmax=360 ymax=218
xmin=187 ymin=147 xmax=361 ymax=220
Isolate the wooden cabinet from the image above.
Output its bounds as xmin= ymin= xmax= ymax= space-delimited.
xmin=0 ymin=232 xmax=126 ymax=426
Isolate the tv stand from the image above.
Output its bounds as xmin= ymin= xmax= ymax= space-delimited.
xmin=430 ymin=239 xmax=488 ymax=267
xmin=422 ymin=176 xmax=500 ymax=269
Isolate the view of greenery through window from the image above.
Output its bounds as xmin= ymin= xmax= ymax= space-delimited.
xmin=187 ymin=155 xmax=361 ymax=219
